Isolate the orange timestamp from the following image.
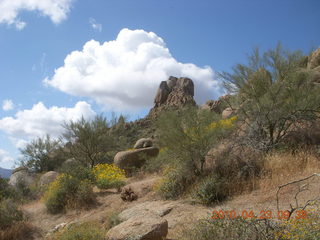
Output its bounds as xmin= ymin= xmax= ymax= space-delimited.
xmin=211 ymin=209 xmax=308 ymax=220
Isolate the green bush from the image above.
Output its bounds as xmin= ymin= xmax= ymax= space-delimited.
xmin=60 ymin=163 xmax=95 ymax=183
xmin=0 ymin=178 xmax=16 ymax=201
xmin=0 ymin=200 xmax=24 ymax=230
xmin=156 ymin=166 xmax=192 ymax=199
xmin=193 ymin=175 xmax=228 ymax=205
xmin=49 ymin=222 xmax=105 ymax=240
xmin=44 ymin=174 xmax=95 ymax=214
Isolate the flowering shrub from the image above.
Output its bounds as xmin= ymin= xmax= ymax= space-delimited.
xmin=275 ymin=202 xmax=320 ymax=240
xmin=43 ymin=174 xmax=95 ymax=214
xmin=93 ymin=164 xmax=126 ymax=189
xmin=206 ymin=116 xmax=238 ymax=131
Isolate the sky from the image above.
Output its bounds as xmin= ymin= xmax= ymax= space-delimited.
xmin=0 ymin=0 xmax=319 ymax=169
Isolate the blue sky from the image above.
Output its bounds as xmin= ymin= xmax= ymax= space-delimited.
xmin=0 ymin=0 xmax=319 ymax=169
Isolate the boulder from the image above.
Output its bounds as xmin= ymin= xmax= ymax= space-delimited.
xmin=39 ymin=171 xmax=59 ymax=186
xmin=166 ymin=76 xmax=178 ymax=90
xmin=12 ymin=166 xmax=28 ymax=174
xmin=106 ymin=213 xmax=168 ymax=240
xmin=118 ymin=201 xmax=175 ymax=222
xmin=154 ymin=81 xmax=170 ymax=107
xmin=114 ymin=147 xmax=159 ymax=170
xmin=9 ymin=168 xmax=35 ymax=188
xmin=133 ymin=138 xmax=153 ymax=149
xmin=177 ymin=77 xmax=194 ymax=96
xmin=308 ymin=48 xmax=320 ymax=69
xmin=222 ymin=107 xmax=234 ymax=119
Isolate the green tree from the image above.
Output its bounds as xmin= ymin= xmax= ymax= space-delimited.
xmin=20 ymin=134 xmax=62 ymax=172
xmin=62 ymin=115 xmax=117 ymax=168
xmin=220 ymin=44 xmax=320 ymax=150
xmin=156 ymin=106 xmax=235 ymax=176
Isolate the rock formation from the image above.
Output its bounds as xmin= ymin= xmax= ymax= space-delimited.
xmin=149 ymin=76 xmax=196 ymax=117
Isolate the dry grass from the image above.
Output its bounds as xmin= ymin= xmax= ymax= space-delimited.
xmin=0 ymin=222 xmax=34 ymax=240
xmin=260 ymin=148 xmax=320 ymax=190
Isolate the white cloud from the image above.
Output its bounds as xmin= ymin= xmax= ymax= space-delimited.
xmin=0 ymin=0 xmax=75 ymax=30
xmin=44 ymin=28 xmax=224 ymax=112
xmin=2 ymin=99 xmax=14 ymax=111
xmin=0 ymin=101 xmax=96 ymax=146
xmin=0 ymin=149 xmax=14 ymax=164
xmin=89 ymin=18 xmax=102 ymax=32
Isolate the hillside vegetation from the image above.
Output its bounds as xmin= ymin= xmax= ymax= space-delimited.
xmin=1 ymin=45 xmax=320 ymax=240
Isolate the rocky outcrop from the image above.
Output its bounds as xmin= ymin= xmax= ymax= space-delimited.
xmin=114 ymin=147 xmax=159 ymax=170
xmin=39 ymin=171 xmax=59 ymax=186
xmin=133 ymin=138 xmax=153 ymax=149
xmin=200 ymin=100 xmax=222 ymax=113
xmin=9 ymin=167 xmax=35 ymax=188
xmin=106 ymin=213 xmax=168 ymax=240
xmin=149 ymin=76 xmax=196 ymax=117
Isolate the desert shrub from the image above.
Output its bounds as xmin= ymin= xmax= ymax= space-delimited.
xmin=49 ymin=222 xmax=105 ymax=240
xmin=93 ymin=164 xmax=126 ymax=189
xmin=0 ymin=177 xmax=16 ymax=201
xmin=179 ymin=217 xmax=278 ymax=240
xmin=193 ymin=175 xmax=228 ymax=205
xmin=0 ymin=199 xmax=24 ymax=230
xmin=43 ymin=174 xmax=95 ymax=214
xmin=220 ymin=44 xmax=320 ymax=151
xmin=60 ymin=163 xmax=95 ymax=183
xmin=105 ymin=212 xmax=122 ymax=230
xmin=157 ymin=107 xmax=236 ymax=176
xmin=275 ymin=201 xmax=320 ymax=240
xmin=0 ymin=221 xmax=34 ymax=240
xmin=156 ymin=166 xmax=193 ymax=199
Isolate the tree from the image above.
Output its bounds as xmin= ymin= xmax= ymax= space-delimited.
xmin=220 ymin=44 xmax=320 ymax=150
xmin=20 ymin=134 xmax=62 ymax=172
xmin=156 ymin=106 xmax=235 ymax=176
xmin=62 ymin=115 xmax=117 ymax=168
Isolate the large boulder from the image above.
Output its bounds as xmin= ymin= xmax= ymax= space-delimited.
xmin=39 ymin=171 xmax=59 ymax=186
xmin=9 ymin=167 xmax=35 ymax=188
xmin=133 ymin=138 xmax=153 ymax=149
xmin=114 ymin=147 xmax=159 ymax=170
xmin=106 ymin=213 xmax=168 ymax=240
xmin=222 ymin=107 xmax=235 ymax=119
xmin=118 ymin=201 xmax=175 ymax=221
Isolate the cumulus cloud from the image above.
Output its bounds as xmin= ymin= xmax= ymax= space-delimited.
xmin=2 ymin=99 xmax=14 ymax=111
xmin=44 ymin=28 xmax=224 ymax=112
xmin=0 ymin=149 xmax=13 ymax=164
xmin=89 ymin=18 xmax=102 ymax=32
xmin=0 ymin=0 xmax=75 ymax=29
xmin=0 ymin=101 xmax=96 ymax=146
